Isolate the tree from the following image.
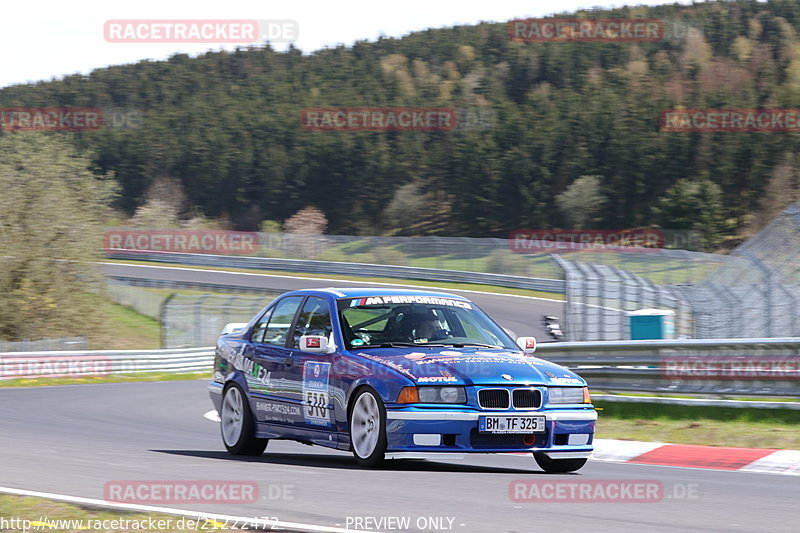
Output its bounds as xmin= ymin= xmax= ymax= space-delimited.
xmin=283 ymin=206 xmax=328 ymax=234
xmin=753 ymin=156 xmax=800 ymax=230
xmin=0 ymin=133 xmax=116 ymax=341
xmin=653 ymin=178 xmax=725 ymax=251
xmin=282 ymin=206 xmax=329 ymax=259
xmin=382 ymin=182 xmax=431 ymax=233
xmin=556 ymin=175 xmax=606 ymax=229
xmin=3 ymin=1 xmax=800 ymax=243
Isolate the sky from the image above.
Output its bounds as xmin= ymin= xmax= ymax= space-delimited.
xmin=2 ymin=0 xmax=697 ymax=89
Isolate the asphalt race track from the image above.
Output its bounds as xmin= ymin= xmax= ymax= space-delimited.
xmin=1 ymin=263 xmax=794 ymax=532
xmin=99 ymin=262 xmax=565 ymax=341
xmin=1 ymin=381 xmax=798 ymax=533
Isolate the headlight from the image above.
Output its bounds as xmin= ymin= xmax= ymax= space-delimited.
xmin=417 ymin=386 xmax=466 ymax=404
xmin=548 ymin=386 xmax=589 ymax=404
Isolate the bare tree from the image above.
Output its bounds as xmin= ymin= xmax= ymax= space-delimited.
xmin=283 ymin=206 xmax=328 ymax=234
xmin=282 ymin=206 xmax=329 ymax=259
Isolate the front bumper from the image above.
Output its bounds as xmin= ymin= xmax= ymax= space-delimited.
xmin=384 ymin=407 xmax=596 ymax=458
xmin=209 ymin=381 xmax=224 ymax=412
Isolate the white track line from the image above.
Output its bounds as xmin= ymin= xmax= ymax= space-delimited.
xmin=202 ymin=411 xmax=800 ymax=475
xmin=0 ymin=486 xmax=378 ymax=533
xmin=203 ymin=409 xmax=221 ymax=422
xmin=101 ymin=262 xmax=565 ymax=303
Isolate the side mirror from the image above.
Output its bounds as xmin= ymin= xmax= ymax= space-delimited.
xmin=516 ymin=336 xmax=537 ymax=355
xmin=300 ymin=335 xmax=332 ymax=354
xmin=221 ymin=322 xmax=248 ymax=335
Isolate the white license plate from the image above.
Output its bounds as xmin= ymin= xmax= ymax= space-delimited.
xmin=479 ymin=415 xmax=545 ymax=434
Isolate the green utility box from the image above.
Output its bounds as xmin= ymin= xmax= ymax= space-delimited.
xmin=628 ymin=309 xmax=675 ymax=340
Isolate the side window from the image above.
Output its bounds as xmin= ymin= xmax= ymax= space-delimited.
xmin=292 ymin=297 xmax=333 ymax=348
xmin=250 ymin=308 xmax=273 ymax=343
xmin=263 ymin=297 xmax=304 ymax=347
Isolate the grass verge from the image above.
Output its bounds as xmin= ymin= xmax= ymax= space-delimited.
xmin=99 ymin=303 xmax=161 ymax=350
xmin=596 ymin=401 xmax=800 ymax=449
xmin=0 ymin=494 xmax=245 ymax=532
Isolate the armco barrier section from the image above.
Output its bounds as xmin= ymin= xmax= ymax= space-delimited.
xmin=2 ymin=340 xmax=799 ymax=402
xmin=0 ymin=337 xmax=88 ymax=353
xmin=106 ymin=250 xmax=567 ymax=293
xmin=108 ymin=275 xmax=283 ymax=295
xmin=536 ymin=338 xmax=800 ymax=397
xmin=0 ymin=348 xmax=214 ymax=379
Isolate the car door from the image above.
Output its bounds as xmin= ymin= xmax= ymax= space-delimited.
xmin=249 ymin=296 xmax=304 ymax=426
xmin=283 ymin=296 xmax=337 ymax=432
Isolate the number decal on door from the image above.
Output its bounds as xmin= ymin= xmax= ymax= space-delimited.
xmin=302 ymin=362 xmax=332 ymax=426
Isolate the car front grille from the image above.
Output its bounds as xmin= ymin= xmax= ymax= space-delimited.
xmin=478 ymin=388 xmax=542 ymax=409
xmin=512 ymin=388 xmax=542 ymax=409
xmin=478 ymin=388 xmax=510 ymax=409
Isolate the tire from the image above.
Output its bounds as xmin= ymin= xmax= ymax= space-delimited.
xmin=220 ymin=383 xmax=268 ymax=456
xmin=534 ymin=452 xmax=587 ymax=473
xmin=349 ymin=388 xmax=387 ymax=467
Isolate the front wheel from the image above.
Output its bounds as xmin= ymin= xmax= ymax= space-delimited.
xmin=349 ymin=388 xmax=387 ymax=467
xmin=534 ymin=452 xmax=587 ymax=473
xmin=220 ymin=383 xmax=268 ymax=456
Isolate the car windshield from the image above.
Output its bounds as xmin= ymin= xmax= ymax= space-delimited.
xmin=337 ymin=295 xmax=518 ymax=350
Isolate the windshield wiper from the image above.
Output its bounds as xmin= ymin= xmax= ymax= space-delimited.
xmin=438 ymin=342 xmax=503 ymax=349
xmin=351 ymin=342 xmax=445 ymax=349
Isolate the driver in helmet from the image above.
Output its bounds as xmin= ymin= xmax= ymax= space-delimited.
xmin=410 ymin=310 xmax=447 ymax=342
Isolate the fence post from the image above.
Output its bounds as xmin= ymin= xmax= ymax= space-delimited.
xmin=194 ymin=295 xmax=210 ymax=348
xmin=550 ymin=254 xmax=575 ymax=340
xmin=738 ymin=252 xmax=774 ymax=337
xmin=160 ymin=293 xmax=176 ymax=349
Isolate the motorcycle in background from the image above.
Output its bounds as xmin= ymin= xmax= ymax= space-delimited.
xmin=542 ymin=315 xmax=564 ymax=340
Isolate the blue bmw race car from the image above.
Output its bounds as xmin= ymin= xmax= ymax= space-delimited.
xmin=208 ymin=287 xmax=596 ymax=472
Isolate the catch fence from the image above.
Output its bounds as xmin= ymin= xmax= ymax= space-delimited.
xmin=553 ymin=201 xmax=800 ymax=341
xmin=160 ymin=293 xmax=277 ymax=348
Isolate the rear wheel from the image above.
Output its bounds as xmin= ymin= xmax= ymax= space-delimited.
xmin=534 ymin=452 xmax=587 ymax=473
xmin=220 ymin=383 xmax=268 ymax=456
xmin=349 ymin=388 xmax=387 ymax=467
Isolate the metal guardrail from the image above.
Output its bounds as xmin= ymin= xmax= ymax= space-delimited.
xmin=108 ymin=275 xmax=282 ymax=295
xmin=3 ymin=340 xmax=799 ymax=405
xmin=0 ymin=347 xmax=214 ymax=379
xmin=106 ymin=250 xmax=567 ymax=293
xmin=536 ymin=338 xmax=800 ymax=397
xmin=590 ymin=394 xmax=800 ymax=409
xmin=0 ymin=337 xmax=87 ymax=353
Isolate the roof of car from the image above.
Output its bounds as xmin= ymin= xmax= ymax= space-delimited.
xmin=311 ymin=287 xmax=470 ymax=300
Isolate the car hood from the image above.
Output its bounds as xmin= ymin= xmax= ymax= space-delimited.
xmin=350 ymin=346 xmax=585 ymax=386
